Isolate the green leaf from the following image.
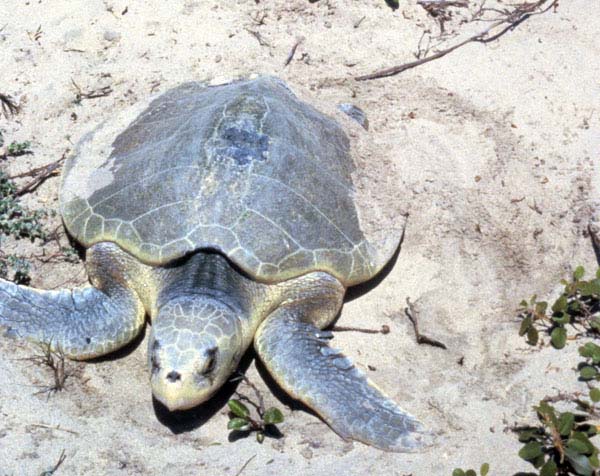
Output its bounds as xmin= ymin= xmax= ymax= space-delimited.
xmin=263 ymin=407 xmax=284 ymax=425
xmin=530 ymin=294 xmax=538 ymax=306
xmin=227 ymin=417 xmax=250 ymax=431
xmin=256 ymin=431 xmax=265 ymax=443
xmin=519 ymin=316 xmax=532 ymax=336
xmin=552 ymin=295 xmax=568 ymax=313
xmin=590 ymin=450 xmax=599 ymax=468
xmin=519 ymin=441 xmax=543 ymax=461
xmin=568 ymin=438 xmax=591 ymax=455
xmin=574 ymin=265 xmax=585 ymax=280
xmin=558 ymin=412 xmax=575 ymax=436
xmin=579 ymin=343 xmax=600 ymax=359
xmin=570 ymin=432 xmax=595 ymax=455
xmin=536 ymin=401 xmax=560 ymax=428
xmin=565 ymin=447 xmax=595 ymax=475
xmin=465 ymin=471 xmax=476 ymax=476
xmin=518 ymin=429 xmax=541 ymax=442
xmin=580 ymin=366 xmax=599 ymax=381
xmin=519 ymin=299 xmax=529 ymax=308
xmin=539 ymin=459 xmax=557 ymax=476
xmin=596 ymin=268 xmax=600 ymax=279
xmin=480 ymin=463 xmax=490 ymax=476
xmin=589 ymin=388 xmax=600 ymax=402
xmin=551 ymin=312 xmax=570 ymax=325
xmin=551 ymin=327 xmax=567 ymax=349
xmin=452 ymin=470 xmax=465 ymax=476
xmin=227 ymin=400 xmax=250 ymax=418
xmin=527 ymin=326 xmax=539 ymax=346
xmin=535 ymin=301 xmax=548 ymax=315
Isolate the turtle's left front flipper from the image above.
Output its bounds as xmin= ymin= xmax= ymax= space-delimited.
xmin=0 ymin=279 xmax=145 ymax=359
xmin=254 ymin=307 xmax=433 ymax=452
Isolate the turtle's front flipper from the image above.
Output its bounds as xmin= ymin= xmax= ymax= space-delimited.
xmin=254 ymin=307 xmax=432 ymax=452
xmin=0 ymin=243 xmax=146 ymax=359
xmin=0 ymin=281 xmax=145 ymax=359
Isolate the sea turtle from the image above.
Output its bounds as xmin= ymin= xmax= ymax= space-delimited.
xmin=0 ymin=76 xmax=429 ymax=451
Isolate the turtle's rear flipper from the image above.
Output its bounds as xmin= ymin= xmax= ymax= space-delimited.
xmin=0 ymin=280 xmax=145 ymax=359
xmin=254 ymin=307 xmax=433 ymax=452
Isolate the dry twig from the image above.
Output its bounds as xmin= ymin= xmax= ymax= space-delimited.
xmin=71 ymin=79 xmax=113 ymax=103
xmin=0 ymin=93 xmax=19 ymax=117
xmin=356 ymin=0 xmax=559 ymax=81
xmin=284 ymin=37 xmax=305 ymax=67
xmin=404 ymin=297 xmax=447 ymax=349
xmin=245 ymin=28 xmax=270 ymax=47
xmin=331 ymin=324 xmax=390 ymax=334
xmin=232 ymin=374 xmax=266 ymax=416
xmin=234 ymin=455 xmax=257 ymax=476
xmin=10 ymin=152 xmax=68 ymax=196
xmin=40 ymin=450 xmax=66 ymax=476
xmin=22 ymin=342 xmax=71 ymax=398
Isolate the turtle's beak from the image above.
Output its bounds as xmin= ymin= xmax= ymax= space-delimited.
xmin=148 ymin=345 xmax=217 ymax=411
xmin=151 ymin=373 xmax=213 ymax=411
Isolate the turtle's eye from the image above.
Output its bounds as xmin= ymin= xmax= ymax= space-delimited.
xmin=202 ymin=347 xmax=218 ymax=375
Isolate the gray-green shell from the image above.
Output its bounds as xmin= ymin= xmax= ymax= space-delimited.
xmin=60 ymin=77 xmax=397 ymax=286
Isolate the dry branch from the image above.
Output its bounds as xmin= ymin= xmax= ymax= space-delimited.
xmin=404 ymin=298 xmax=447 ymax=349
xmin=284 ymin=36 xmax=305 ymax=67
xmin=10 ymin=152 xmax=68 ymax=196
xmin=71 ymin=79 xmax=112 ymax=102
xmin=0 ymin=93 xmax=19 ymax=117
xmin=356 ymin=0 xmax=559 ymax=81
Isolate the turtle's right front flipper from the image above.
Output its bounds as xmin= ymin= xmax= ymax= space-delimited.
xmin=254 ymin=307 xmax=433 ymax=452
xmin=0 ymin=280 xmax=145 ymax=359
xmin=0 ymin=243 xmax=146 ymax=359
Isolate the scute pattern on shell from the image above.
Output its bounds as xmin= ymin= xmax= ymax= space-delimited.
xmin=60 ymin=77 xmax=391 ymax=286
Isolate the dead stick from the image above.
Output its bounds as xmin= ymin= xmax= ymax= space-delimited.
xmin=331 ymin=325 xmax=390 ymax=334
xmin=284 ymin=37 xmax=304 ymax=66
xmin=15 ymin=155 xmax=66 ymax=196
xmin=356 ymin=0 xmax=558 ymax=81
xmin=0 ymin=93 xmax=19 ymax=117
xmin=235 ymin=455 xmax=256 ymax=476
xmin=404 ymin=298 xmax=447 ymax=349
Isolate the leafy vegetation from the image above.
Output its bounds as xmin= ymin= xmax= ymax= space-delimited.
xmin=515 ymin=401 xmax=599 ymax=475
xmin=452 ymin=464 xmax=490 ymax=476
xmin=454 ymin=267 xmax=600 ymax=475
xmin=0 ymin=170 xmax=47 ymax=240
xmin=227 ymin=398 xmax=284 ymax=443
xmin=518 ymin=266 xmax=600 ymax=349
xmin=0 ymin=134 xmax=47 ymax=283
xmin=7 ymin=140 xmax=32 ymax=156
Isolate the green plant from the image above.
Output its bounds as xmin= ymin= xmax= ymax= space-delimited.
xmin=452 ymin=463 xmax=490 ymax=476
xmin=226 ymin=398 xmax=284 ymax=444
xmin=515 ymin=400 xmax=599 ymax=475
xmin=0 ymin=169 xmax=47 ymax=283
xmin=0 ymin=253 xmax=31 ymax=284
xmin=7 ymin=140 xmax=32 ymax=156
xmin=518 ymin=266 xmax=600 ymax=349
xmin=0 ymin=170 xmax=47 ymax=240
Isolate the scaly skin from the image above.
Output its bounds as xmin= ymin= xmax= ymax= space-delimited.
xmin=0 ymin=242 xmax=430 ymax=451
xmin=0 ymin=242 xmax=146 ymax=358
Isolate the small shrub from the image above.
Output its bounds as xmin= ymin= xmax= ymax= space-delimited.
xmin=515 ymin=401 xmax=599 ymax=475
xmin=452 ymin=464 xmax=490 ymax=476
xmin=518 ymin=266 xmax=600 ymax=349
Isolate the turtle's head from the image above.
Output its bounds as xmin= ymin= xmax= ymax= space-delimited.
xmin=148 ymin=296 xmax=245 ymax=411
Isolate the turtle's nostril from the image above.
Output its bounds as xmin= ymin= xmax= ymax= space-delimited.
xmin=166 ymin=370 xmax=182 ymax=383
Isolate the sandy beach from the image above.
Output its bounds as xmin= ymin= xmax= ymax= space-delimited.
xmin=0 ymin=1 xmax=599 ymax=474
